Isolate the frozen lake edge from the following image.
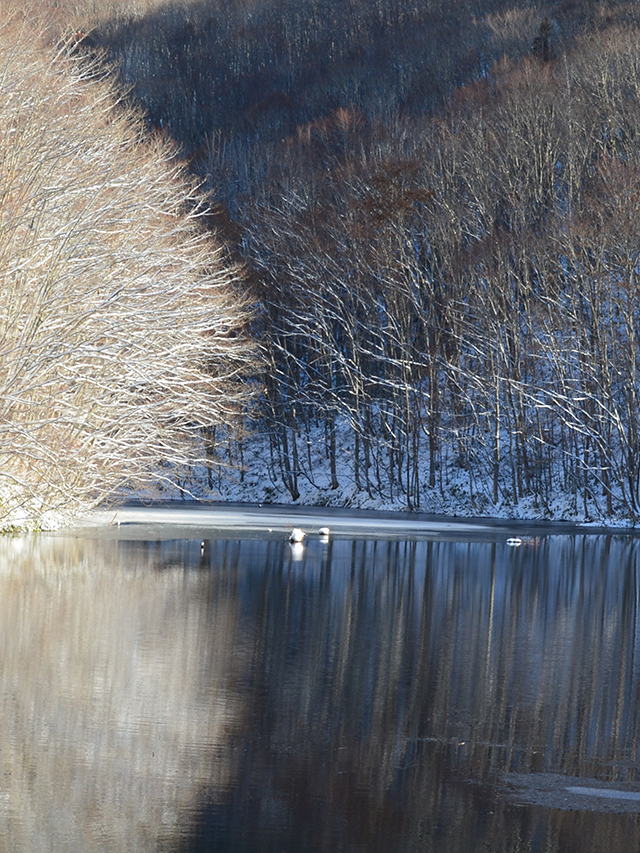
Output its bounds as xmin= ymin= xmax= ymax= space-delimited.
xmin=500 ymin=773 xmax=640 ymax=813
xmin=64 ymin=501 xmax=637 ymax=541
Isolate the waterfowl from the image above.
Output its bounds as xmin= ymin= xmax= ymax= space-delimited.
xmin=289 ymin=528 xmax=305 ymax=543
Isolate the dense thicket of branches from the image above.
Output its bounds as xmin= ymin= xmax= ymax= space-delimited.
xmin=71 ymin=0 xmax=640 ymax=205
xmin=0 ymin=16 xmax=253 ymax=524
xmin=88 ymin=0 xmax=517 ymax=154
xmin=249 ymin=28 xmax=640 ymax=516
xmin=10 ymin=0 xmax=640 ymax=518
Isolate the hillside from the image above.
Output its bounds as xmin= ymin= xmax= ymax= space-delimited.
xmin=6 ymin=0 xmax=640 ymax=522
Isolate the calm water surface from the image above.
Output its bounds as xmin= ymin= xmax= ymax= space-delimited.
xmin=1 ymin=530 xmax=640 ymax=851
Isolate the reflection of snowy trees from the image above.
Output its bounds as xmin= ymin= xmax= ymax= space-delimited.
xmin=0 ymin=531 xmax=637 ymax=851
xmin=246 ymin=537 xmax=640 ymax=778
xmin=0 ymin=537 xmax=245 ymax=853
xmin=208 ymin=536 xmax=640 ymax=852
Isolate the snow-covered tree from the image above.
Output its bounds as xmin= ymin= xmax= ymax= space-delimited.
xmin=0 ymin=17 xmax=254 ymax=525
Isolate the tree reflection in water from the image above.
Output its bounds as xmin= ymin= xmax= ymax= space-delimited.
xmin=1 ymin=533 xmax=640 ymax=852
xmin=0 ymin=536 xmax=245 ymax=853
xmin=190 ymin=535 xmax=640 ymax=853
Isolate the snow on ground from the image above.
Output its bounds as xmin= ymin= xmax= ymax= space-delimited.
xmin=0 ymin=486 xmax=77 ymax=533
xmin=135 ymin=421 xmax=639 ymax=530
xmin=3 ymin=419 xmax=639 ymax=532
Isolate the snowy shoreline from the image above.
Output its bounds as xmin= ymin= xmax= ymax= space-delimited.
xmin=4 ymin=424 xmax=640 ymax=534
xmin=145 ymin=423 xmax=640 ymax=531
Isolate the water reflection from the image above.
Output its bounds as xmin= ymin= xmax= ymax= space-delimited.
xmin=2 ymin=533 xmax=640 ymax=851
xmin=0 ymin=536 xmax=244 ymax=853
xmin=193 ymin=535 xmax=640 ymax=853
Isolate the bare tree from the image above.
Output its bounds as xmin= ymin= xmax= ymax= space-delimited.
xmin=0 ymin=19 xmax=255 ymax=525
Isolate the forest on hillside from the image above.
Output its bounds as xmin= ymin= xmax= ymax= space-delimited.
xmin=6 ymin=0 xmax=640 ymax=521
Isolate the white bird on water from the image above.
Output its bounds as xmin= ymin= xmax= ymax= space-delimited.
xmin=507 ymin=536 xmax=540 ymax=547
xmin=289 ymin=528 xmax=305 ymax=543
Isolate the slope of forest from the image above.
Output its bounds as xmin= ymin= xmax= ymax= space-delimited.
xmin=6 ymin=0 xmax=640 ymax=522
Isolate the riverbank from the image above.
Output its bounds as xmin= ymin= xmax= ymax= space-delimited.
xmin=4 ymin=426 xmax=640 ymax=534
xmin=144 ymin=424 xmax=640 ymax=528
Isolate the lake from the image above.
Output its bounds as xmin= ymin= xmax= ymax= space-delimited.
xmin=1 ymin=513 xmax=640 ymax=851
